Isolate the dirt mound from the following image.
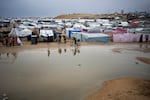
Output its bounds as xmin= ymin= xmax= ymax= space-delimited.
xmin=54 ymin=13 xmax=126 ymax=19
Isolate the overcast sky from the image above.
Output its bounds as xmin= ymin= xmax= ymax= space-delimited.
xmin=0 ymin=0 xmax=150 ymax=17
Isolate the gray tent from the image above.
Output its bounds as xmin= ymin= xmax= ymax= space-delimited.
xmin=71 ymin=32 xmax=110 ymax=43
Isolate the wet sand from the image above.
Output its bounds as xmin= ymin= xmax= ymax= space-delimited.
xmin=86 ymin=77 xmax=150 ymax=100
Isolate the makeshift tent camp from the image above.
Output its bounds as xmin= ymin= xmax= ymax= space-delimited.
xmin=71 ymin=32 xmax=110 ymax=43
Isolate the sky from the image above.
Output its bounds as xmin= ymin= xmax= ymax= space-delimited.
xmin=0 ymin=0 xmax=150 ymax=17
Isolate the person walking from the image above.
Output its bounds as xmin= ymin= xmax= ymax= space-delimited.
xmin=5 ymin=37 xmax=8 ymax=46
xmin=58 ymin=34 xmax=61 ymax=43
xmin=12 ymin=37 xmax=15 ymax=46
xmin=63 ymin=35 xmax=66 ymax=44
xmin=145 ymin=34 xmax=149 ymax=43
xmin=73 ymin=37 xmax=77 ymax=45
xmin=139 ymin=34 xmax=143 ymax=43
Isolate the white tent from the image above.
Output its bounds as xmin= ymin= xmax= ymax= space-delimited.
xmin=39 ymin=30 xmax=54 ymax=37
xmin=39 ymin=29 xmax=54 ymax=42
xmin=73 ymin=23 xmax=86 ymax=29
xmin=8 ymin=28 xmax=23 ymax=45
xmin=9 ymin=28 xmax=32 ymax=37
xmin=86 ymin=22 xmax=101 ymax=27
xmin=19 ymin=28 xmax=32 ymax=37
xmin=120 ymin=22 xmax=129 ymax=27
xmin=71 ymin=32 xmax=110 ymax=43
xmin=18 ymin=24 xmax=27 ymax=29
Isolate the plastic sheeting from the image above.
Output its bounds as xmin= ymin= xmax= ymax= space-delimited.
xmin=19 ymin=29 xmax=32 ymax=37
xmin=39 ymin=30 xmax=54 ymax=37
xmin=9 ymin=28 xmax=32 ymax=37
xmin=66 ymin=28 xmax=81 ymax=38
xmin=113 ymin=33 xmax=150 ymax=42
xmin=72 ymin=32 xmax=110 ymax=43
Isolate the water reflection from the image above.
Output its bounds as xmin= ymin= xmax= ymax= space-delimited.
xmin=12 ymin=52 xmax=17 ymax=58
xmin=55 ymin=46 xmax=81 ymax=56
xmin=7 ymin=53 xmax=9 ymax=58
xmin=145 ymin=43 xmax=149 ymax=48
xmin=139 ymin=43 xmax=142 ymax=48
xmin=58 ymin=48 xmax=62 ymax=54
xmin=0 ymin=52 xmax=18 ymax=64
xmin=47 ymin=49 xmax=50 ymax=57
xmin=139 ymin=43 xmax=149 ymax=49
xmin=72 ymin=46 xmax=80 ymax=56
xmin=64 ymin=48 xmax=67 ymax=53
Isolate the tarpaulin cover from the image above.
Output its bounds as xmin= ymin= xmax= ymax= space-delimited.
xmin=68 ymin=29 xmax=81 ymax=38
xmin=71 ymin=32 xmax=110 ymax=43
xmin=9 ymin=28 xmax=32 ymax=37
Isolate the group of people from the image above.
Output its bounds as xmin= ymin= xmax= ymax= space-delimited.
xmin=57 ymin=34 xmax=67 ymax=43
xmin=2 ymin=36 xmax=17 ymax=46
xmin=71 ymin=37 xmax=80 ymax=46
xmin=139 ymin=34 xmax=149 ymax=43
xmin=57 ymin=34 xmax=80 ymax=46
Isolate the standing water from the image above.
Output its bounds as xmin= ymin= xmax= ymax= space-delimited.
xmin=0 ymin=43 xmax=150 ymax=100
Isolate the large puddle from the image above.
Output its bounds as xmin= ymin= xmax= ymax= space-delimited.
xmin=0 ymin=44 xmax=150 ymax=100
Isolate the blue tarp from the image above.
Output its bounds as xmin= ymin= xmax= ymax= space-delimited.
xmin=68 ymin=30 xmax=81 ymax=38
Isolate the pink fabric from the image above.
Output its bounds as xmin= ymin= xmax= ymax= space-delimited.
xmin=113 ymin=33 xmax=149 ymax=42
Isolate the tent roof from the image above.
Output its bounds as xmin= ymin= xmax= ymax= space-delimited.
xmin=39 ymin=29 xmax=54 ymax=37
